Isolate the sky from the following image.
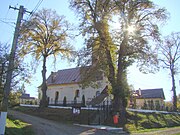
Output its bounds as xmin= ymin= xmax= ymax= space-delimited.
xmin=0 ymin=0 xmax=180 ymax=101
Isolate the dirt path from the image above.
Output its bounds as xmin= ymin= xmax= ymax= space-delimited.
xmin=8 ymin=110 xmax=116 ymax=135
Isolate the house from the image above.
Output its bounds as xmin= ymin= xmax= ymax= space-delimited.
xmin=39 ymin=67 xmax=165 ymax=109
xmin=20 ymin=93 xmax=37 ymax=105
xmin=129 ymin=88 xmax=165 ymax=110
xmin=39 ymin=67 xmax=108 ymax=106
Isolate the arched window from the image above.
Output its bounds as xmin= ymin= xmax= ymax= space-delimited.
xmin=96 ymin=91 xmax=100 ymax=97
xmin=75 ymin=89 xmax=80 ymax=97
xmin=55 ymin=91 xmax=59 ymax=104
xmin=55 ymin=91 xmax=59 ymax=100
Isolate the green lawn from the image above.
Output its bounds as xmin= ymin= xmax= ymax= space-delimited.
xmin=5 ymin=116 xmax=34 ymax=135
xmin=126 ymin=111 xmax=180 ymax=133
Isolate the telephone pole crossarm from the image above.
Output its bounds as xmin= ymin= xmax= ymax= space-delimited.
xmin=9 ymin=5 xmax=32 ymax=14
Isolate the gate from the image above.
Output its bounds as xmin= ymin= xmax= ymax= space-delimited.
xmin=88 ymin=100 xmax=112 ymax=125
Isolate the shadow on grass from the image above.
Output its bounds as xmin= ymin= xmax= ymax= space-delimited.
xmin=5 ymin=125 xmax=34 ymax=135
xmin=152 ymin=112 xmax=159 ymax=121
xmin=134 ymin=111 xmax=138 ymax=129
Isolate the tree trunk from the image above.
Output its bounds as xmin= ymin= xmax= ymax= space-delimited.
xmin=113 ymin=91 xmax=127 ymax=127
xmin=95 ymin=20 xmax=128 ymax=129
xmin=171 ymin=68 xmax=177 ymax=112
xmin=114 ymin=34 xmax=128 ymax=129
xmin=39 ymin=55 xmax=48 ymax=108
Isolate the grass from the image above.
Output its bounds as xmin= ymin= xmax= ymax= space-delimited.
xmin=5 ymin=115 xmax=34 ymax=135
xmin=126 ymin=111 xmax=180 ymax=133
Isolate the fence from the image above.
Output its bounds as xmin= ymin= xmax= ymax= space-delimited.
xmin=48 ymin=100 xmax=83 ymax=107
xmin=88 ymin=100 xmax=112 ymax=125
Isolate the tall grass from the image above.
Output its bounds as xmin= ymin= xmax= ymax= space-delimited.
xmin=5 ymin=115 xmax=34 ymax=135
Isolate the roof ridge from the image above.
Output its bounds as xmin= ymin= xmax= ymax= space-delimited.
xmin=57 ymin=67 xmax=81 ymax=72
xmin=140 ymin=88 xmax=163 ymax=91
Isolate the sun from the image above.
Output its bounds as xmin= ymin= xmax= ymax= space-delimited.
xmin=127 ymin=25 xmax=136 ymax=34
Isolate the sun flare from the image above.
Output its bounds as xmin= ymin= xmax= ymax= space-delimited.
xmin=127 ymin=25 xmax=136 ymax=33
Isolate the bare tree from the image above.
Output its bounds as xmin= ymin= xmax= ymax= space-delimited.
xmin=158 ymin=32 xmax=180 ymax=111
xmin=0 ymin=43 xmax=31 ymax=106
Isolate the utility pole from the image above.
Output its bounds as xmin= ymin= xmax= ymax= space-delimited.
xmin=1 ymin=5 xmax=24 ymax=111
xmin=0 ymin=5 xmax=31 ymax=135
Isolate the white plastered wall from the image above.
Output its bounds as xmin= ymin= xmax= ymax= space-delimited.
xmin=47 ymin=79 xmax=107 ymax=104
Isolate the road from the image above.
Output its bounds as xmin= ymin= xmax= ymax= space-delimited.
xmin=8 ymin=110 xmax=117 ymax=135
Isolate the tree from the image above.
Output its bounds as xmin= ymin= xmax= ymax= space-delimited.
xmin=177 ymin=94 xmax=180 ymax=112
xmin=150 ymin=100 xmax=154 ymax=110
xmin=63 ymin=96 xmax=67 ymax=106
xmin=0 ymin=44 xmax=9 ymax=104
xmin=158 ymin=32 xmax=180 ymax=112
xmin=0 ymin=43 xmax=30 ymax=107
xmin=165 ymin=101 xmax=173 ymax=111
xmin=8 ymin=91 xmax=21 ymax=107
xmin=19 ymin=9 xmax=74 ymax=108
xmin=154 ymin=100 xmax=160 ymax=110
xmin=142 ymin=100 xmax=148 ymax=109
xmin=82 ymin=95 xmax=85 ymax=107
xmin=18 ymin=83 xmax=26 ymax=94
xmin=70 ymin=0 xmax=167 ymax=128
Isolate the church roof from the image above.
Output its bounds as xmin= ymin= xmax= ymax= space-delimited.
xmin=47 ymin=67 xmax=82 ymax=85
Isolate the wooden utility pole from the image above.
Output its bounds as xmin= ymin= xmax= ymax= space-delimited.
xmin=0 ymin=5 xmax=31 ymax=135
xmin=1 ymin=5 xmax=25 ymax=111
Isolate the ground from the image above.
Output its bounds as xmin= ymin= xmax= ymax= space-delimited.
xmin=8 ymin=108 xmax=180 ymax=135
xmin=8 ymin=110 xmax=117 ymax=135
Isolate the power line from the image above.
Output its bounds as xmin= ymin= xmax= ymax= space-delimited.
xmin=0 ymin=18 xmax=16 ymax=21
xmin=0 ymin=19 xmax=15 ymax=28
xmin=4 ymin=7 xmax=10 ymax=19
xmin=25 ymin=0 xmax=31 ymax=7
xmin=31 ymin=0 xmax=43 ymax=15
xmin=0 ymin=2 xmax=11 ymax=38
xmin=24 ymin=0 xmax=43 ymax=22
xmin=19 ymin=0 xmax=44 ymax=36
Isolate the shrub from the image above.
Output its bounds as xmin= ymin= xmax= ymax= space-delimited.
xmin=63 ymin=96 xmax=67 ymax=106
xmin=82 ymin=95 xmax=85 ymax=107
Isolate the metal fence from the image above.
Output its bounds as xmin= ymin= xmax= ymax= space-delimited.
xmin=88 ymin=100 xmax=112 ymax=125
xmin=48 ymin=100 xmax=83 ymax=107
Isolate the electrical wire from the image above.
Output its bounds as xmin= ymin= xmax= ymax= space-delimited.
xmin=0 ymin=19 xmax=15 ymax=28
xmin=31 ymin=0 xmax=43 ymax=15
xmin=24 ymin=0 xmax=30 ymax=8
xmin=24 ymin=0 xmax=43 ymax=21
xmin=19 ymin=0 xmax=44 ymax=35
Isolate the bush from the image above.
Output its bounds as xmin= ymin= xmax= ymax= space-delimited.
xmin=63 ymin=96 xmax=67 ymax=106
xmin=82 ymin=95 xmax=85 ymax=107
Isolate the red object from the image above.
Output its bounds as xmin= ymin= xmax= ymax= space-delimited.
xmin=113 ymin=115 xmax=119 ymax=124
